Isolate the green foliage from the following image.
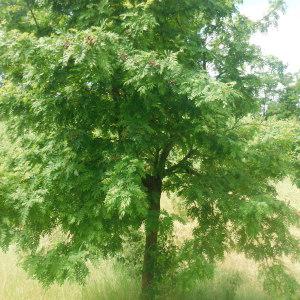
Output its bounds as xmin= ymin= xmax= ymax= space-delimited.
xmin=261 ymin=264 xmax=299 ymax=296
xmin=268 ymin=75 xmax=300 ymax=120
xmin=0 ymin=0 xmax=299 ymax=297
xmin=103 ymin=157 xmax=147 ymax=219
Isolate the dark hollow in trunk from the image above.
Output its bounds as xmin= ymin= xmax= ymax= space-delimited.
xmin=141 ymin=175 xmax=162 ymax=299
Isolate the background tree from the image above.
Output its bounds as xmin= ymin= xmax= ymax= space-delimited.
xmin=0 ymin=0 xmax=299 ymax=298
xmin=267 ymin=73 xmax=300 ymax=188
xmin=267 ymin=73 xmax=300 ymax=120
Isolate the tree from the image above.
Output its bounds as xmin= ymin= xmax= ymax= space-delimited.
xmin=0 ymin=0 xmax=299 ymax=298
xmin=268 ymin=74 xmax=300 ymax=120
xmin=267 ymin=73 xmax=300 ymax=188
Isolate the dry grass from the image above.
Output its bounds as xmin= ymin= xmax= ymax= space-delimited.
xmin=0 ymin=248 xmax=139 ymax=300
xmin=0 ymin=247 xmax=82 ymax=300
xmin=277 ymin=178 xmax=300 ymax=210
xmin=0 ymin=179 xmax=299 ymax=300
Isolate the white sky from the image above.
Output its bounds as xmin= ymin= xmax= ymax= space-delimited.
xmin=240 ymin=0 xmax=300 ymax=73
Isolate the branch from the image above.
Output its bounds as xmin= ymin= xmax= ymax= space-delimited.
xmin=228 ymin=120 xmax=267 ymax=132
xmin=180 ymin=165 xmax=201 ymax=177
xmin=153 ymin=148 xmax=160 ymax=170
xmin=25 ymin=0 xmax=40 ymax=31
xmin=155 ymin=142 xmax=174 ymax=176
xmin=163 ymin=149 xmax=195 ymax=176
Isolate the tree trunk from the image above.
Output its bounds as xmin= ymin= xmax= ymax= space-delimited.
xmin=141 ymin=175 xmax=162 ymax=299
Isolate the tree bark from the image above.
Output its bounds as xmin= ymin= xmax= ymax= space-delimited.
xmin=141 ymin=175 xmax=162 ymax=299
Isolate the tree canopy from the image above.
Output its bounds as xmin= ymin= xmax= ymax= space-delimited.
xmin=0 ymin=0 xmax=299 ymax=298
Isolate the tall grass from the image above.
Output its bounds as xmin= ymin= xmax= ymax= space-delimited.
xmin=0 ymin=248 xmax=140 ymax=300
xmin=0 ymin=179 xmax=299 ymax=300
xmin=0 ymin=247 xmax=81 ymax=300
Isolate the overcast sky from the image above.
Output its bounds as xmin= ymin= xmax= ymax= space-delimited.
xmin=240 ymin=0 xmax=300 ymax=73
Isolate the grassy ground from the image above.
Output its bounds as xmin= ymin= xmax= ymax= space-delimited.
xmin=0 ymin=179 xmax=299 ymax=300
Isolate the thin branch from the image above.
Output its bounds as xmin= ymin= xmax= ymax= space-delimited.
xmin=25 ymin=0 xmax=40 ymax=31
xmin=228 ymin=120 xmax=267 ymax=132
xmin=181 ymin=165 xmax=201 ymax=177
xmin=163 ymin=149 xmax=195 ymax=176
xmin=153 ymin=148 xmax=161 ymax=170
xmin=155 ymin=142 xmax=174 ymax=176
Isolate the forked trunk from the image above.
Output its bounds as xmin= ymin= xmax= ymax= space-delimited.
xmin=141 ymin=175 xmax=162 ymax=299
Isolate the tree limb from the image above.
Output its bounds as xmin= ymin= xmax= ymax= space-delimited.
xmin=163 ymin=149 xmax=195 ymax=176
xmin=25 ymin=0 xmax=40 ymax=31
xmin=155 ymin=142 xmax=174 ymax=176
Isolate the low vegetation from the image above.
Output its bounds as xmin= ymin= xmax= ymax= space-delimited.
xmin=1 ymin=179 xmax=299 ymax=300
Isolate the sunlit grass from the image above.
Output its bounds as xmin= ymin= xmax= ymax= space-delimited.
xmin=0 ymin=246 xmax=81 ymax=300
xmin=0 ymin=179 xmax=299 ymax=300
xmin=0 ymin=249 xmax=140 ymax=300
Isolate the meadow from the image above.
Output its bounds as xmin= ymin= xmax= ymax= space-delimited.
xmin=1 ymin=179 xmax=299 ymax=300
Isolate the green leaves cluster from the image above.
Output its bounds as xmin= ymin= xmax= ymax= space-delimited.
xmin=103 ymin=157 xmax=147 ymax=219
